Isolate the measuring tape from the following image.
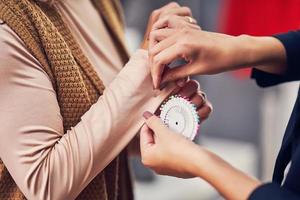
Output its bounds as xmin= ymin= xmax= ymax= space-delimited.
xmin=159 ymin=95 xmax=200 ymax=140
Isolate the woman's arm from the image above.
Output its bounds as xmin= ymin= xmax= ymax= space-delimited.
xmin=140 ymin=113 xmax=300 ymax=200
xmin=191 ymin=146 xmax=261 ymax=200
xmin=242 ymin=35 xmax=287 ymax=75
xmin=140 ymin=113 xmax=260 ymax=200
xmin=147 ymin=14 xmax=292 ymax=88
xmin=252 ymin=30 xmax=300 ymax=87
xmin=0 ymin=26 xmax=176 ymax=200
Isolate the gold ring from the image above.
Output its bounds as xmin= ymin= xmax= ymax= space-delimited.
xmin=198 ymin=91 xmax=207 ymax=105
xmin=186 ymin=16 xmax=197 ymax=24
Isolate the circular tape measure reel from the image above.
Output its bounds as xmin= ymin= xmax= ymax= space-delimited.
xmin=159 ymin=95 xmax=200 ymax=140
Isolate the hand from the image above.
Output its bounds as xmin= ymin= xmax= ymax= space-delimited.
xmin=157 ymin=79 xmax=212 ymax=122
xmin=148 ymin=18 xmax=287 ymax=88
xmin=140 ymin=113 xmax=261 ymax=200
xmin=142 ymin=79 xmax=213 ymax=178
xmin=149 ymin=13 xmax=200 ymax=50
xmin=149 ymin=28 xmax=246 ymax=88
xmin=140 ymin=78 xmax=260 ymax=198
xmin=141 ymin=2 xmax=193 ymax=49
xmin=140 ymin=112 xmax=203 ymax=178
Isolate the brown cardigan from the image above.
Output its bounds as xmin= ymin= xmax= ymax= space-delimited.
xmin=0 ymin=0 xmax=132 ymax=199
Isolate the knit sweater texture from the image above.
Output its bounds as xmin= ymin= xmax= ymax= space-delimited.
xmin=0 ymin=0 xmax=132 ymax=199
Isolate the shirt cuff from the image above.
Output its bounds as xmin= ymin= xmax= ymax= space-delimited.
xmin=248 ymin=183 xmax=299 ymax=200
xmin=252 ymin=31 xmax=300 ymax=87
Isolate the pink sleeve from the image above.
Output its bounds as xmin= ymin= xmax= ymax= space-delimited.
xmin=0 ymin=25 xmax=176 ymax=200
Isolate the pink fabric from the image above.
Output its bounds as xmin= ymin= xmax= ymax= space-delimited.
xmin=0 ymin=1 xmax=176 ymax=199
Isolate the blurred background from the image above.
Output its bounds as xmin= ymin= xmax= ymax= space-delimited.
xmin=121 ymin=0 xmax=300 ymax=199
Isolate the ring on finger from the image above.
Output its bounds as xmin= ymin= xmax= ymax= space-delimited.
xmin=185 ymin=16 xmax=197 ymax=24
xmin=197 ymin=91 xmax=207 ymax=106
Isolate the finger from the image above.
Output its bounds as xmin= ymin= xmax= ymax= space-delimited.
xmin=151 ymin=2 xmax=180 ymax=22
xmin=140 ymin=124 xmax=155 ymax=150
xmin=152 ymin=43 xmax=186 ymax=88
xmin=197 ymin=102 xmax=213 ymax=122
xmin=160 ymin=7 xmax=192 ymax=18
xmin=144 ymin=112 xmax=167 ymax=134
xmin=152 ymin=15 xmax=197 ymax=31
xmin=148 ymin=28 xmax=175 ymax=53
xmin=152 ymin=15 xmax=183 ymax=30
xmin=161 ymin=2 xmax=180 ymax=10
xmin=190 ymin=93 xmax=205 ymax=108
xmin=176 ymin=80 xmax=199 ymax=98
xmin=149 ymin=31 xmax=177 ymax=59
xmin=161 ymin=63 xmax=198 ymax=85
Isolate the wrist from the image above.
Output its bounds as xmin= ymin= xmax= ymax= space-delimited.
xmin=190 ymin=147 xmax=262 ymax=200
xmin=233 ymin=34 xmax=264 ymax=68
xmin=186 ymin=146 xmax=215 ymax=178
xmin=238 ymin=35 xmax=287 ymax=74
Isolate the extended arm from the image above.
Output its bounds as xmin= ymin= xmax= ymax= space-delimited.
xmin=140 ymin=114 xmax=300 ymax=200
xmin=0 ymin=27 xmax=175 ymax=200
xmin=147 ymin=15 xmax=300 ymax=88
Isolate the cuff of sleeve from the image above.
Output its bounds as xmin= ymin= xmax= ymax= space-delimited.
xmin=248 ymin=183 xmax=298 ymax=200
xmin=249 ymin=183 xmax=281 ymax=200
xmin=273 ymin=32 xmax=300 ymax=81
xmin=251 ymin=31 xmax=300 ymax=87
xmin=251 ymin=68 xmax=287 ymax=87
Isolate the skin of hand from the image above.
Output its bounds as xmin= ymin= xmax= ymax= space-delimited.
xmin=140 ymin=112 xmax=261 ymax=200
xmin=129 ymin=79 xmax=212 ymax=156
xmin=162 ymin=79 xmax=213 ymax=121
xmin=148 ymin=18 xmax=287 ymax=88
xmin=141 ymin=2 xmax=193 ymax=49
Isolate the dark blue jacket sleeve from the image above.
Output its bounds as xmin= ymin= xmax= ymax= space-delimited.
xmin=252 ymin=30 xmax=300 ymax=87
xmin=249 ymin=183 xmax=300 ymax=200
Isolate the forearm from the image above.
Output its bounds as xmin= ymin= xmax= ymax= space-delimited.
xmin=0 ymin=49 xmax=176 ymax=199
xmin=189 ymin=147 xmax=261 ymax=200
xmin=237 ymin=35 xmax=287 ymax=75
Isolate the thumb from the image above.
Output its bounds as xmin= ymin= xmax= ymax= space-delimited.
xmin=140 ymin=124 xmax=155 ymax=153
xmin=143 ymin=111 xmax=168 ymax=135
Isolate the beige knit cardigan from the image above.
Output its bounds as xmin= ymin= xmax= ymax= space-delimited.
xmin=0 ymin=0 xmax=132 ymax=199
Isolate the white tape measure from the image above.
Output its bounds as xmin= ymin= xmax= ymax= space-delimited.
xmin=159 ymin=95 xmax=200 ymax=140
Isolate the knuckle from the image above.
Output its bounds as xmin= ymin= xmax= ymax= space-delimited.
xmin=168 ymin=2 xmax=180 ymax=8
xmin=182 ymin=7 xmax=192 ymax=15
xmin=151 ymin=9 xmax=160 ymax=18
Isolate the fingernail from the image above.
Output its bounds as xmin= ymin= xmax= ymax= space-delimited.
xmin=143 ymin=111 xmax=153 ymax=119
